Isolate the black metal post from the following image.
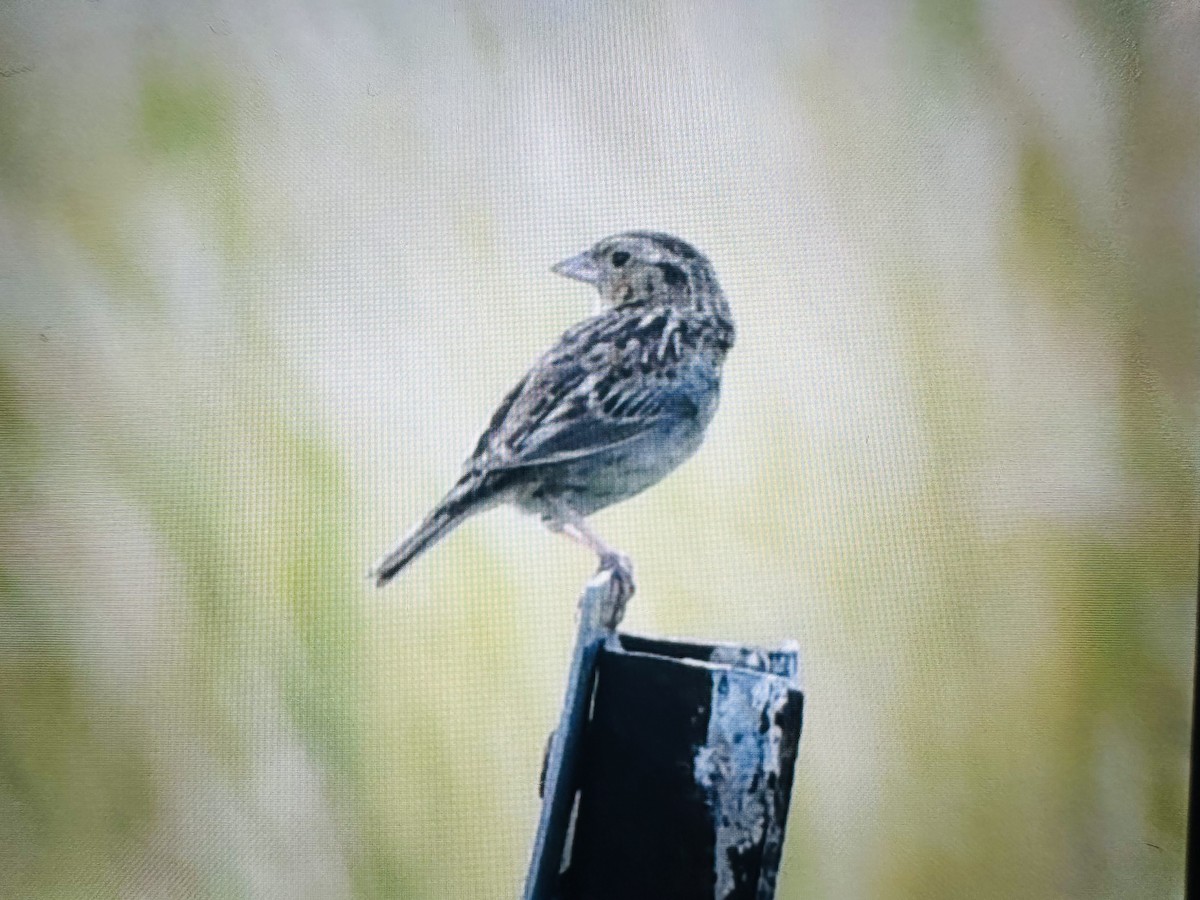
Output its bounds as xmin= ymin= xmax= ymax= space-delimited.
xmin=522 ymin=570 xmax=627 ymax=900
xmin=524 ymin=572 xmax=804 ymax=900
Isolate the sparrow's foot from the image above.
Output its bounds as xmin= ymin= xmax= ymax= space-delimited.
xmin=597 ymin=551 xmax=635 ymax=627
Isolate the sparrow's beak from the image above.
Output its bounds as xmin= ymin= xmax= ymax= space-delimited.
xmin=552 ymin=252 xmax=602 ymax=285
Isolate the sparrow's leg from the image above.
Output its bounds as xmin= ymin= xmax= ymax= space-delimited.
xmin=543 ymin=507 xmax=636 ymax=616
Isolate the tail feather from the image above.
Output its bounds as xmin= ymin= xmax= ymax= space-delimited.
xmin=370 ymin=475 xmax=496 ymax=587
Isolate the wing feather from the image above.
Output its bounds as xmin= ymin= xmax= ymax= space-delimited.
xmin=468 ymin=306 xmax=700 ymax=472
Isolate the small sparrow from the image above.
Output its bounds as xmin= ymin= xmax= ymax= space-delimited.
xmin=371 ymin=232 xmax=735 ymax=601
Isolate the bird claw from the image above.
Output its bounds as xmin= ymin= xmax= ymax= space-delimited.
xmin=596 ymin=552 xmax=635 ymax=628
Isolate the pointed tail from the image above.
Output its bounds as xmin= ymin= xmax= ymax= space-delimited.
xmin=370 ymin=474 xmax=498 ymax=587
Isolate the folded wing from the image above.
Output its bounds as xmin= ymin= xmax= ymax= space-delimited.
xmin=468 ymin=307 xmax=700 ymax=472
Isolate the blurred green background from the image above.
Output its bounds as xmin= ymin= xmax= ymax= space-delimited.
xmin=1 ymin=2 xmax=1196 ymax=898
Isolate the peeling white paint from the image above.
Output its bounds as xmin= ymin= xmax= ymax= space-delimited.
xmin=694 ymin=665 xmax=794 ymax=899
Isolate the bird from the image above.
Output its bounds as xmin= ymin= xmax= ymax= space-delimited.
xmin=370 ymin=231 xmax=735 ymax=603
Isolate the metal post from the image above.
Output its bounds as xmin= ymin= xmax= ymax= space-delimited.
xmin=522 ymin=570 xmax=626 ymax=900
xmin=524 ymin=572 xmax=804 ymax=900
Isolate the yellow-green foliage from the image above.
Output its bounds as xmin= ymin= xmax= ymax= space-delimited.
xmin=0 ymin=3 xmax=1195 ymax=899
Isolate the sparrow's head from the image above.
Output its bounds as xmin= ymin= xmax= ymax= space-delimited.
xmin=552 ymin=231 xmax=719 ymax=309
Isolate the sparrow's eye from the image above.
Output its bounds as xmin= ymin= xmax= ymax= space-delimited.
xmin=610 ymin=251 xmax=630 ymax=268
